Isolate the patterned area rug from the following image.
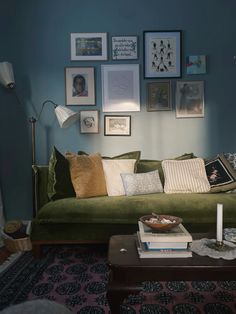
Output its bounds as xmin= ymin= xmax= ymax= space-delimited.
xmin=0 ymin=246 xmax=236 ymax=313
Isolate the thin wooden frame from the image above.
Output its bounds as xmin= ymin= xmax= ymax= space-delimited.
xmin=80 ymin=110 xmax=99 ymax=134
xmin=111 ymin=36 xmax=138 ymax=60
xmin=143 ymin=30 xmax=182 ymax=78
xmin=102 ymin=64 xmax=140 ymax=112
xmin=104 ymin=115 xmax=131 ymax=136
xmin=71 ymin=33 xmax=107 ymax=61
xmin=147 ymin=81 xmax=172 ymax=111
xmin=65 ymin=67 xmax=95 ymax=105
xmin=175 ymin=80 xmax=204 ymax=118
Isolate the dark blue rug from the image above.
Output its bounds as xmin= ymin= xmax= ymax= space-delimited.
xmin=0 ymin=246 xmax=236 ymax=313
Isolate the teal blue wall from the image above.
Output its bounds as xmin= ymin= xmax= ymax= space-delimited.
xmin=1 ymin=0 xmax=236 ymax=219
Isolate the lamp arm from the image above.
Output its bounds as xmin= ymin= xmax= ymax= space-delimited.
xmin=36 ymin=99 xmax=58 ymax=121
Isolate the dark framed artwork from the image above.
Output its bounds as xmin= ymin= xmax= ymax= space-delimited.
xmin=143 ymin=30 xmax=182 ymax=78
xmin=104 ymin=115 xmax=131 ymax=136
xmin=147 ymin=81 xmax=172 ymax=111
xmin=80 ymin=110 xmax=99 ymax=134
xmin=65 ymin=67 xmax=95 ymax=105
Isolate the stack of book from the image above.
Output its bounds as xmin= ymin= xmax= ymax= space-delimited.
xmin=137 ymin=221 xmax=193 ymax=258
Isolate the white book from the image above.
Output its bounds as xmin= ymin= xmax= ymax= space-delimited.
xmin=136 ymin=233 xmax=192 ymax=258
xmin=144 ymin=239 xmax=188 ymax=250
xmin=138 ymin=221 xmax=192 ymax=243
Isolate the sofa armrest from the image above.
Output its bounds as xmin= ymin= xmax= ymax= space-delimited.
xmin=32 ymin=165 xmax=50 ymax=213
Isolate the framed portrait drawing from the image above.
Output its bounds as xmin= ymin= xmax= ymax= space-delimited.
xmin=147 ymin=81 xmax=172 ymax=111
xmin=71 ymin=33 xmax=107 ymax=61
xmin=104 ymin=115 xmax=131 ymax=136
xmin=80 ymin=110 xmax=99 ymax=134
xmin=65 ymin=67 xmax=95 ymax=105
xmin=111 ymin=36 xmax=138 ymax=60
xmin=143 ymin=30 xmax=182 ymax=78
xmin=175 ymin=80 xmax=204 ymax=118
xmin=101 ymin=64 xmax=140 ymax=112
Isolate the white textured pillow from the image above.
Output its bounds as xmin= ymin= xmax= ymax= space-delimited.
xmin=162 ymin=158 xmax=210 ymax=194
xmin=121 ymin=170 xmax=163 ymax=196
xmin=102 ymin=159 xmax=136 ymax=196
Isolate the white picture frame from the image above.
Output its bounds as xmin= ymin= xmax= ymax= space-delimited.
xmin=80 ymin=110 xmax=99 ymax=134
xmin=104 ymin=115 xmax=131 ymax=136
xmin=111 ymin=36 xmax=138 ymax=60
xmin=101 ymin=64 xmax=140 ymax=112
xmin=65 ymin=67 xmax=95 ymax=105
xmin=71 ymin=33 xmax=107 ymax=61
xmin=175 ymin=80 xmax=204 ymax=118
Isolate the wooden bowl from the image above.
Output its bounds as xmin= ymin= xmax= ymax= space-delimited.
xmin=140 ymin=214 xmax=182 ymax=231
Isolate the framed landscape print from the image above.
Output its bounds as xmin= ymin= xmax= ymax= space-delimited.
xmin=104 ymin=115 xmax=131 ymax=136
xmin=175 ymin=80 xmax=204 ymax=118
xmin=186 ymin=55 xmax=207 ymax=75
xmin=143 ymin=30 xmax=182 ymax=78
xmin=101 ymin=64 xmax=140 ymax=112
xmin=112 ymin=36 xmax=138 ymax=60
xmin=71 ymin=33 xmax=107 ymax=61
xmin=147 ymin=81 xmax=172 ymax=111
xmin=80 ymin=110 xmax=99 ymax=134
xmin=65 ymin=67 xmax=95 ymax=105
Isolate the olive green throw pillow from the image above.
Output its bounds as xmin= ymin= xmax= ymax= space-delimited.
xmin=47 ymin=147 xmax=75 ymax=200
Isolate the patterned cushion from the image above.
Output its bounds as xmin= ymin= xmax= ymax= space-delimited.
xmin=66 ymin=152 xmax=107 ymax=198
xmin=205 ymin=154 xmax=236 ymax=192
xmin=162 ymin=158 xmax=210 ymax=194
xmin=121 ymin=170 xmax=163 ymax=196
xmin=102 ymin=159 xmax=136 ymax=196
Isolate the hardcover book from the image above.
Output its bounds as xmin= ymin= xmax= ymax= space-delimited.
xmin=138 ymin=221 xmax=192 ymax=243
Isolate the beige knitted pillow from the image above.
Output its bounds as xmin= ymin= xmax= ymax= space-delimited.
xmin=65 ymin=152 xmax=107 ymax=198
xmin=162 ymin=158 xmax=210 ymax=194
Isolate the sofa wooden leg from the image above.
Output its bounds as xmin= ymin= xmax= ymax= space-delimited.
xmin=32 ymin=244 xmax=42 ymax=258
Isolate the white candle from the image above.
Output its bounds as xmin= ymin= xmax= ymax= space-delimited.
xmin=216 ymin=203 xmax=223 ymax=242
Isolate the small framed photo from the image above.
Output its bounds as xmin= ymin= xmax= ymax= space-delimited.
xmin=71 ymin=33 xmax=107 ymax=61
xmin=147 ymin=81 xmax=172 ymax=111
xmin=175 ymin=80 xmax=204 ymax=118
xmin=111 ymin=36 xmax=138 ymax=60
xmin=104 ymin=115 xmax=131 ymax=136
xmin=143 ymin=30 xmax=182 ymax=78
xmin=65 ymin=67 xmax=95 ymax=105
xmin=186 ymin=55 xmax=207 ymax=74
xmin=80 ymin=110 xmax=99 ymax=134
xmin=102 ymin=64 xmax=140 ymax=112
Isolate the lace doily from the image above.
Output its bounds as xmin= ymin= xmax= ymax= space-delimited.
xmin=190 ymin=238 xmax=236 ymax=260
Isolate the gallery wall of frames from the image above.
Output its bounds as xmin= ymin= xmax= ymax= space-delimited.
xmin=67 ymin=31 xmax=207 ymax=136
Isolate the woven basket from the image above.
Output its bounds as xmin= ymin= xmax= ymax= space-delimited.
xmin=1 ymin=230 xmax=32 ymax=253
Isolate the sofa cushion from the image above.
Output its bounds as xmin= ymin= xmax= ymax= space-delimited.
xmin=66 ymin=152 xmax=107 ymax=198
xmin=136 ymin=153 xmax=196 ymax=184
xmin=224 ymin=152 xmax=236 ymax=170
xmin=47 ymin=147 xmax=75 ymax=200
xmin=121 ymin=170 xmax=163 ymax=196
xmin=102 ymin=159 xmax=136 ymax=196
xmin=205 ymin=154 xmax=236 ymax=193
xmin=162 ymin=158 xmax=210 ymax=194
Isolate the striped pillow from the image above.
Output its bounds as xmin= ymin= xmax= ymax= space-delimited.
xmin=162 ymin=158 xmax=210 ymax=194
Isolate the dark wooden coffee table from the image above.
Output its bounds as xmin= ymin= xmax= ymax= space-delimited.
xmin=107 ymin=234 xmax=236 ymax=314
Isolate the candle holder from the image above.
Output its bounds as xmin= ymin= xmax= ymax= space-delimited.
xmin=206 ymin=240 xmax=234 ymax=252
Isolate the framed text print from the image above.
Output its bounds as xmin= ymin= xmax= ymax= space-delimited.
xmin=101 ymin=64 xmax=140 ymax=112
xmin=71 ymin=33 xmax=107 ymax=61
xmin=112 ymin=36 xmax=138 ymax=60
xmin=143 ymin=30 xmax=182 ymax=78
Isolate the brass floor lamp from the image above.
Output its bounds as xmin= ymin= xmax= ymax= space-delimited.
xmin=0 ymin=61 xmax=79 ymax=215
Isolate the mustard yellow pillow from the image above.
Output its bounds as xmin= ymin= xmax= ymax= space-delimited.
xmin=65 ymin=152 xmax=107 ymax=198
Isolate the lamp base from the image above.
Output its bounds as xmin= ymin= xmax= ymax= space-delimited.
xmin=206 ymin=240 xmax=234 ymax=252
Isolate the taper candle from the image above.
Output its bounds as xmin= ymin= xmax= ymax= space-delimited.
xmin=216 ymin=203 xmax=223 ymax=242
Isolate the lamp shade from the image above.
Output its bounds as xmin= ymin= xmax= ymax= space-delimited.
xmin=0 ymin=62 xmax=15 ymax=88
xmin=54 ymin=105 xmax=79 ymax=128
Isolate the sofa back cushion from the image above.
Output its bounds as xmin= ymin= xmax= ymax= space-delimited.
xmin=66 ymin=152 xmax=107 ymax=198
xmin=47 ymin=147 xmax=75 ymax=200
xmin=162 ymin=158 xmax=210 ymax=194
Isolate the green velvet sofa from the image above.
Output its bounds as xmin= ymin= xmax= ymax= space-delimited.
xmin=30 ymin=159 xmax=236 ymax=257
